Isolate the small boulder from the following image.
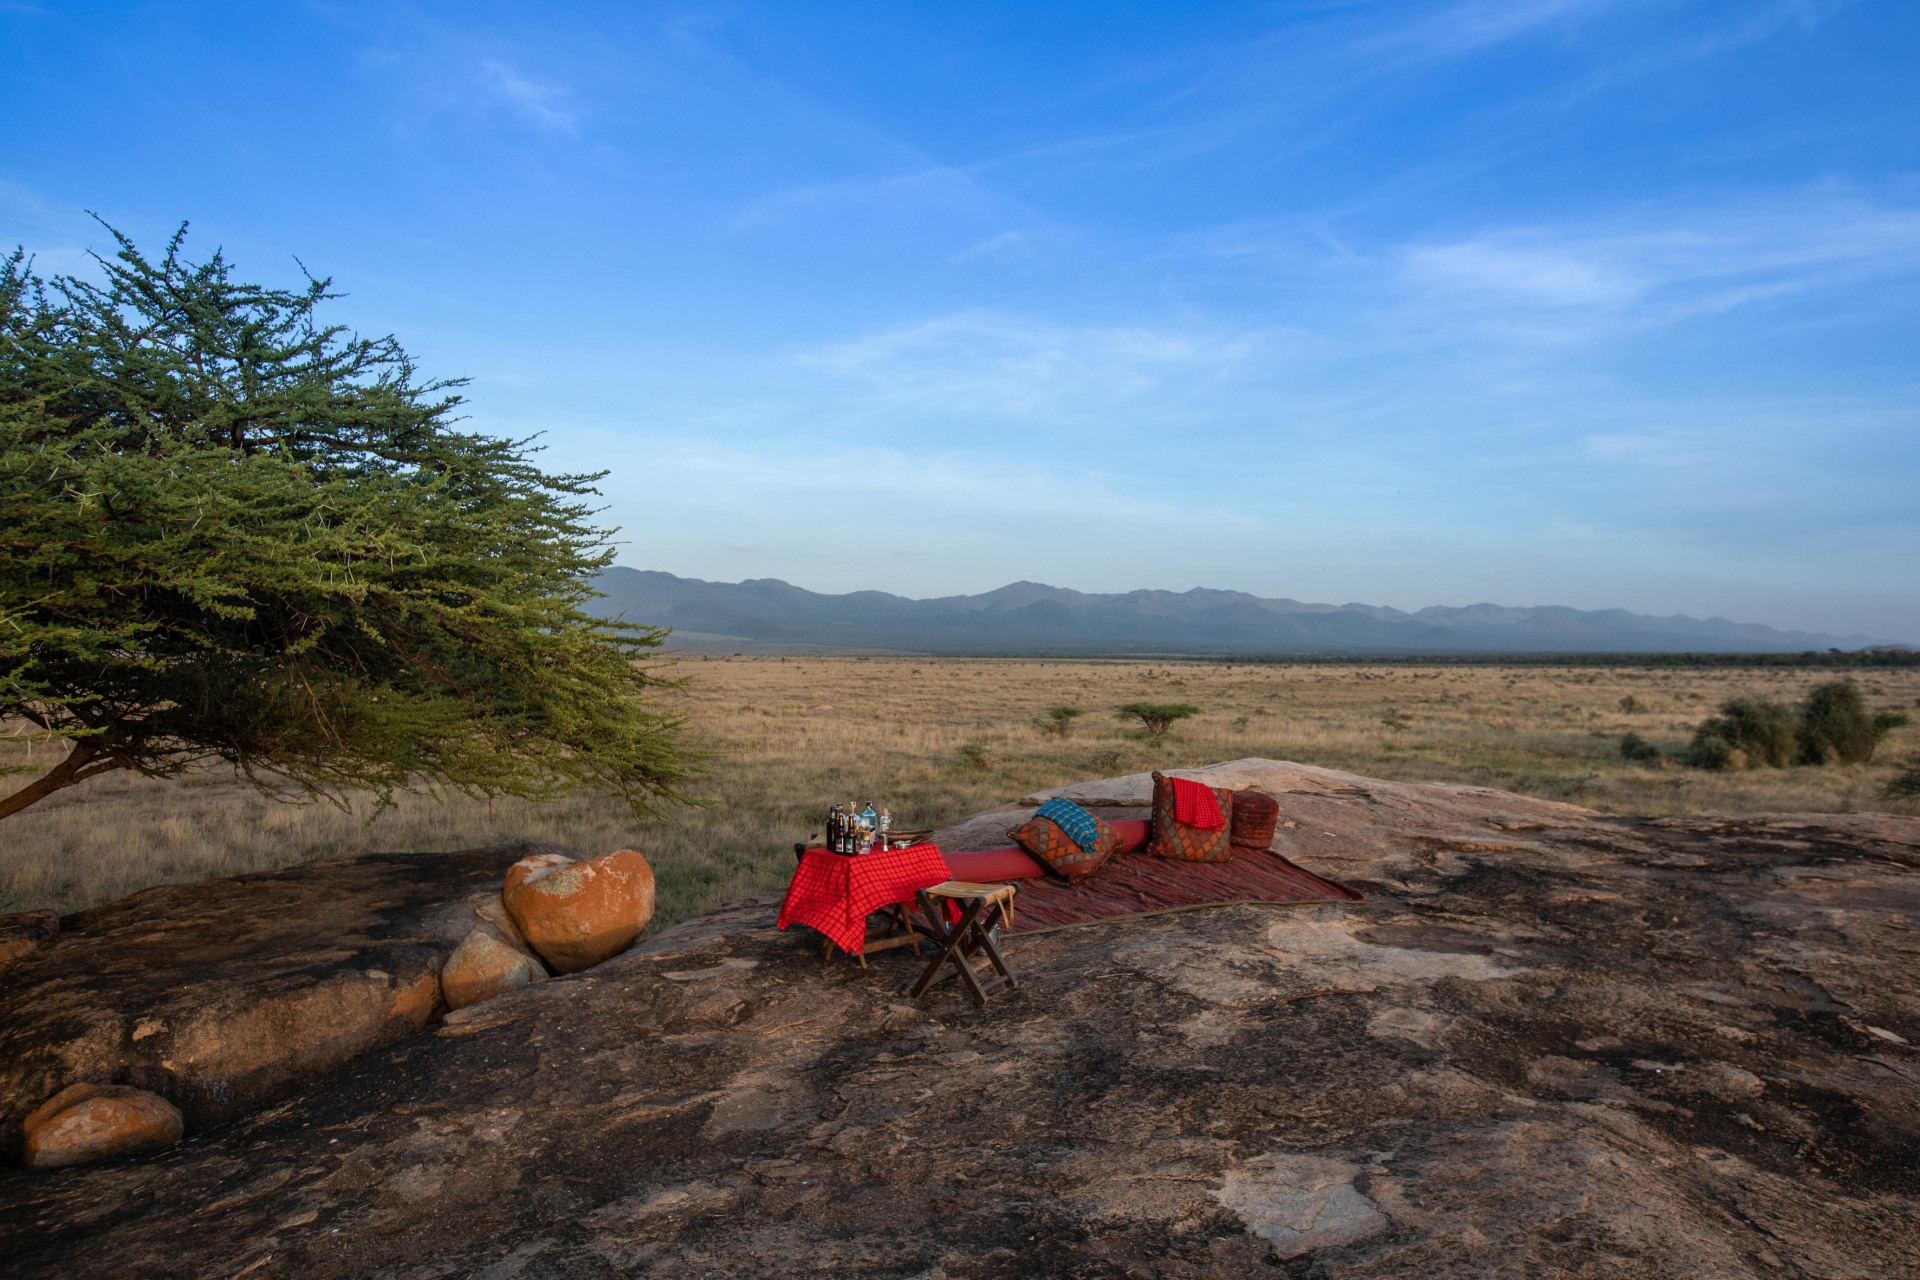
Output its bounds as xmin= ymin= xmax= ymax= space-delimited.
xmin=441 ymin=922 xmax=547 ymax=1011
xmin=22 ymin=1083 xmax=184 ymax=1169
xmin=502 ymin=849 xmax=655 ymax=974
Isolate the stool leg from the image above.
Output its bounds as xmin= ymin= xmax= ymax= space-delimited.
xmin=911 ymin=897 xmax=988 ymax=1001
xmin=975 ymin=903 xmax=1018 ymax=992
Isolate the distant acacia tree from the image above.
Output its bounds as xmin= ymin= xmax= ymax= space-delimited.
xmin=1041 ymin=706 xmax=1084 ymax=738
xmin=0 ymin=222 xmax=692 ymax=821
xmin=1116 ymin=702 xmax=1200 ymax=743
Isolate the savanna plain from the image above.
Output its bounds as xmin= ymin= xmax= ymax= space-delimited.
xmin=5 ymin=657 xmax=1917 ymax=929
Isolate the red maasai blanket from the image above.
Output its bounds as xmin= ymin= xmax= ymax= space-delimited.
xmin=1170 ymin=776 xmax=1226 ymax=829
xmin=1001 ymin=845 xmax=1362 ymax=935
xmin=776 ymin=842 xmax=952 ymax=954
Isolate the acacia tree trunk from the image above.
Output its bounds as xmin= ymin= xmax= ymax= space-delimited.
xmin=0 ymin=739 xmax=114 ymax=821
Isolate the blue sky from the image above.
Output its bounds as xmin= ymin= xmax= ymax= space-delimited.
xmin=4 ymin=1 xmax=1918 ymax=639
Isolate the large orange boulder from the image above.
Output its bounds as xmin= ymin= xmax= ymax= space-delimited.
xmin=22 ymin=1083 xmax=184 ymax=1168
xmin=501 ymin=849 xmax=655 ymax=974
xmin=440 ymin=905 xmax=548 ymax=1011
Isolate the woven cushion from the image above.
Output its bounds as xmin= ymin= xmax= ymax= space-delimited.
xmin=1008 ymin=809 xmax=1123 ymax=880
xmin=1229 ymin=788 xmax=1280 ymax=851
xmin=1146 ymin=771 xmax=1236 ymax=863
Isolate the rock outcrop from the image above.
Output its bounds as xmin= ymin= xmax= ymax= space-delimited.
xmin=0 ymin=909 xmax=57 ymax=972
xmin=0 ymin=841 xmax=569 ymax=1163
xmin=0 ymin=762 xmax=1915 ymax=1278
xmin=502 ymin=847 xmax=655 ymax=973
xmin=21 ymin=1084 xmax=183 ymax=1169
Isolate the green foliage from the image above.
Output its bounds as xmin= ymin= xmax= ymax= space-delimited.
xmin=1116 ymin=702 xmax=1200 ymax=742
xmin=955 ymin=742 xmax=992 ymax=771
xmin=1883 ymin=759 xmax=1920 ymax=802
xmin=1683 ymin=734 xmax=1741 ymax=772
xmin=1679 ymin=679 xmax=1911 ymax=773
xmin=1686 ymin=697 xmax=1797 ymax=770
xmin=1040 ymin=706 xmax=1084 ymax=738
xmin=1795 ymin=679 xmax=1909 ymax=765
xmin=1618 ymin=732 xmax=1662 ymax=762
xmin=0 ymin=224 xmax=693 ymax=820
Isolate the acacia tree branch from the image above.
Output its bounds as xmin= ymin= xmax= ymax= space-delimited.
xmin=0 ymin=738 xmax=121 ymax=821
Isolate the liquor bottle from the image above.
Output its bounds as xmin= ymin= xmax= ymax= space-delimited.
xmin=878 ymin=808 xmax=892 ymax=847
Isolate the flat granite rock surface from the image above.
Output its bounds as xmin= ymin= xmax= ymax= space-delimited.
xmin=1 ymin=761 xmax=1916 ymax=1278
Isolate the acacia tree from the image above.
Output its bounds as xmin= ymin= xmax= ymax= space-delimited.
xmin=0 ymin=223 xmax=692 ymax=821
xmin=1116 ymin=702 xmax=1200 ymax=743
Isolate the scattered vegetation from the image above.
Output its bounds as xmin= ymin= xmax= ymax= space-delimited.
xmin=1883 ymin=759 xmax=1920 ymax=803
xmin=1618 ymin=695 xmax=1640 ymax=714
xmin=1116 ymin=702 xmax=1201 ymax=743
xmin=1795 ymin=680 xmax=1910 ymax=765
xmin=1685 ymin=680 xmax=1909 ymax=772
xmin=4 ymin=659 xmax=1915 ymax=924
xmin=955 ymin=743 xmax=993 ymax=771
xmin=1619 ymin=732 xmax=1662 ymax=762
xmin=1040 ymin=707 xmax=1085 ymax=738
xmin=0 ymin=225 xmax=692 ymax=823
xmin=1688 ymin=697 xmax=1798 ymax=769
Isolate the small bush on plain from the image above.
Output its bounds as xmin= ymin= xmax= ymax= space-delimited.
xmin=1883 ymin=759 xmax=1920 ymax=802
xmin=1619 ymin=732 xmax=1662 ymax=762
xmin=1688 ymin=698 xmax=1797 ymax=769
xmin=1795 ymin=679 xmax=1910 ymax=765
xmin=1040 ymin=707 xmax=1085 ymax=738
xmin=1683 ymin=679 xmax=1910 ymax=772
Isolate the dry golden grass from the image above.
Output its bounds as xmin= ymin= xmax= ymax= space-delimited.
xmin=4 ymin=657 xmax=1917 ymax=928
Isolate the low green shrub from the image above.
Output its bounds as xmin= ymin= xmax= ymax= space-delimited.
xmin=1796 ymin=679 xmax=1910 ymax=765
xmin=1883 ymin=758 xmax=1920 ymax=801
xmin=1618 ymin=732 xmax=1662 ymax=762
xmin=1686 ymin=734 xmax=1742 ymax=771
xmin=1688 ymin=697 xmax=1796 ymax=768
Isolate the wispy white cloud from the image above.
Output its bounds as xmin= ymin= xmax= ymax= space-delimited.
xmin=1394 ymin=190 xmax=1920 ymax=345
xmin=477 ymin=59 xmax=574 ymax=130
xmin=1388 ymin=0 xmax=1644 ymax=59
xmin=732 ymin=165 xmax=998 ymax=230
xmin=791 ymin=310 xmax=1304 ymax=423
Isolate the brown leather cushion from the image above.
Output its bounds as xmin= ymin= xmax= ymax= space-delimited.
xmin=1008 ymin=810 xmax=1123 ymax=880
xmin=1146 ymin=771 xmax=1236 ymax=863
xmin=1230 ymin=788 xmax=1280 ymax=851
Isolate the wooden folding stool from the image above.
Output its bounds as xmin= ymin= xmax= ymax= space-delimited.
xmin=909 ymin=880 xmax=1019 ymax=1007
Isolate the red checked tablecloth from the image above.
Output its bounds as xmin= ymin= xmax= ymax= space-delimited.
xmin=776 ymin=842 xmax=952 ymax=954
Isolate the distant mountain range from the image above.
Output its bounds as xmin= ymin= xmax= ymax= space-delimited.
xmin=589 ymin=569 xmax=1897 ymax=656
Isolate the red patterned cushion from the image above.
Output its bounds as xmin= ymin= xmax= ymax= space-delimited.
xmin=1147 ymin=772 xmax=1236 ymax=862
xmin=1008 ymin=810 xmax=1123 ymax=880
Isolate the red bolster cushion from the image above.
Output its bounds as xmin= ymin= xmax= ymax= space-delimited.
xmin=1109 ymin=819 xmax=1150 ymax=853
xmin=943 ymin=846 xmax=1047 ymax=881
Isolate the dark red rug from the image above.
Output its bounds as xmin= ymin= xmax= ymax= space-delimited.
xmin=999 ymin=847 xmax=1362 ymax=936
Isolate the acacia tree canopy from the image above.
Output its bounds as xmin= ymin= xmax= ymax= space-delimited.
xmin=0 ymin=222 xmax=693 ymax=821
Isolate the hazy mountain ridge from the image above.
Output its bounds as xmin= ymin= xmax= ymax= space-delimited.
xmin=590 ymin=569 xmax=1895 ymax=655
